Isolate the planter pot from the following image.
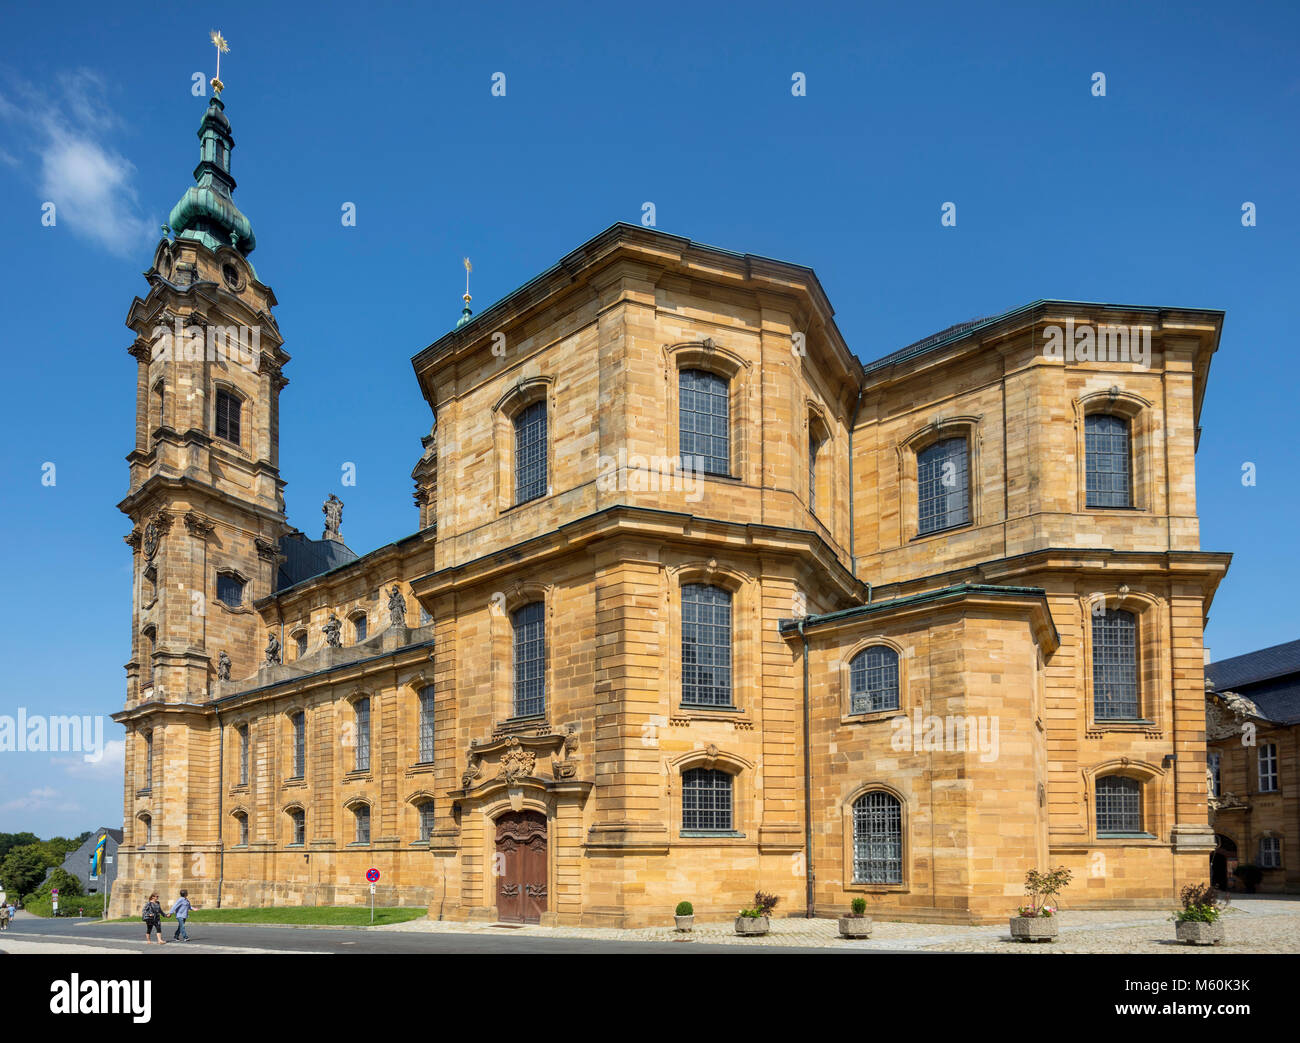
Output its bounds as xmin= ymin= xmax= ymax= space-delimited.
xmin=838 ymin=915 xmax=872 ymax=939
xmin=1009 ymin=916 xmax=1058 ymax=942
xmin=734 ymin=916 xmax=770 ymax=936
xmin=674 ymin=915 xmax=694 ymax=932
xmin=1175 ymin=920 xmax=1224 ymax=946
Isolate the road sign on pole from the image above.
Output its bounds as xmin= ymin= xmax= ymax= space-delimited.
xmin=366 ymin=868 xmax=379 ymax=924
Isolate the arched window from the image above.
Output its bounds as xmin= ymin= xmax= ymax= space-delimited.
xmin=142 ymin=626 xmax=157 ymax=687
xmin=353 ymin=804 xmax=371 ymax=844
xmin=237 ymin=724 xmax=249 ymax=786
xmin=809 ymin=432 xmax=822 ymax=513
xmin=418 ymin=801 xmax=436 ymax=842
xmin=682 ymin=583 xmax=732 ymax=707
xmin=917 ymin=437 xmax=970 ymax=535
xmin=1092 ymin=608 xmax=1138 ymax=719
xmin=293 ymin=630 xmax=308 ymax=659
xmin=511 ymin=602 xmax=546 ymax=717
xmin=216 ymin=572 xmax=245 ymax=608
xmin=288 ymin=807 xmax=305 ymax=845
xmin=1095 ymin=775 xmax=1142 ymax=834
xmin=852 ymin=791 xmax=902 ymax=884
xmin=142 ymin=730 xmax=154 ymax=790
xmin=214 ymin=388 xmax=242 ymax=445
xmin=679 ymin=369 xmax=730 ymax=476
xmin=290 ymin=712 xmax=306 ymax=779
xmin=1085 ymin=413 xmax=1131 ymax=508
xmin=849 ymin=646 xmax=900 ymax=714
xmin=514 ymin=399 xmax=548 ymax=504
xmin=417 ymin=686 xmax=436 ymax=764
xmin=139 ymin=814 xmax=152 ymax=846
xmin=234 ymin=811 xmax=249 ymax=846
xmin=682 ymin=767 xmax=733 ymax=832
xmin=353 ymin=698 xmax=371 ymax=773
xmin=351 ymin=612 xmax=368 ymax=643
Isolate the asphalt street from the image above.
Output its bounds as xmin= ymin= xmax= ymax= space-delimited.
xmin=0 ymin=916 xmax=857 ymax=954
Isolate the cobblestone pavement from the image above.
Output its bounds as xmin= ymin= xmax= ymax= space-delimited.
xmin=387 ymin=897 xmax=1300 ymax=953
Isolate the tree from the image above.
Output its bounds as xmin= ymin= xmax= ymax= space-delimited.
xmin=0 ymin=833 xmax=40 ymax=861
xmin=0 ymin=845 xmax=52 ymax=899
xmin=35 ymin=868 xmax=83 ymax=899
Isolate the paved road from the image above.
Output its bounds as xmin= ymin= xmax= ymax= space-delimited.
xmin=0 ymin=916 xmax=866 ymax=954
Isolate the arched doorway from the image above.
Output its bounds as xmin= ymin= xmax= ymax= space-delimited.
xmin=1211 ymin=834 xmax=1238 ymax=890
xmin=495 ymin=810 xmax=547 ymax=924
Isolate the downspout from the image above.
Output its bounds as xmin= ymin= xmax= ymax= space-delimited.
xmin=215 ymin=708 xmax=224 ymax=909
xmin=798 ymin=617 xmax=814 ymax=917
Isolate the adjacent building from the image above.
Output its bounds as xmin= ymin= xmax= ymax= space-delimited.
xmin=110 ymin=89 xmax=1232 ymax=926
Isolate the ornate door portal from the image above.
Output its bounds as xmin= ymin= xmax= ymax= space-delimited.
xmin=495 ymin=810 xmax=547 ymax=924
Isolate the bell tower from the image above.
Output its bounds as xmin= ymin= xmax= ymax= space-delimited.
xmin=115 ymin=41 xmax=288 ymax=889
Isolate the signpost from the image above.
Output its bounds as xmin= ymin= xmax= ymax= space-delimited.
xmin=366 ymin=868 xmax=380 ymax=925
xmin=52 ymin=887 xmax=59 ymax=915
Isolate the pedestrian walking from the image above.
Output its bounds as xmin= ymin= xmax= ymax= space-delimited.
xmin=168 ymin=890 xmax=196 ymax=942
xmin=142 ymin=892 xmax=165 ymax=944
xmin=0 ymin=902 xmax=9 ymax=931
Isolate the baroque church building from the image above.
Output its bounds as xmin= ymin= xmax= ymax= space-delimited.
xmin=112 ymin=91 xmax=1232 ymax=926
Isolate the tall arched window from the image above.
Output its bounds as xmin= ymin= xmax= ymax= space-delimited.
xmin=512 ymin=601 xmax=546 ymax=717
xmin=142 ymin=626 xmax=157 ymax=687
xmin=852 ymin=791 xmax=902 ymax=884
xmin=418 ymin=801 xmax=436 ymax=842
xmin=353 ymin=698 xmax=371 ymax=772
xmin=1092 ymin=608 xmax=1138 ymax=719
xmin=417 ymin=686 xmax=436 ymax=764
xmin=234 ymin=811 xmax=249 ymax=846
xmin=351 ymin=612 xmax=368 ymax=643
xmin=679 ymin=369 xmax=730 ymax=476
xmin=917 ymin=437 xmax=970 ymax=534
xmin=682 ymin=767 xmax=733 ymax=832
xmin=514 ymin=399 xmax=548 ymax=504
xmin=1085 ymin=413 xmax=1131 ymax=508
xmin=139 ymin=814 xmax=152 ymax=846
xmin=293 ymin=630 xmax=308 ymax=659
xmin=682 ymin=583 xmax=732 ymax=707
xmin=288 ymin=807 xmax=305 ymax=845
xmin=142 ymin=729 xmax=154 ymax=790
xmin=214 ymin=388 xmax=242 ymax=445
xmin=1095 ymin=775 xmax=1142 ymax=834
xmin=237 ymin=724 xmax=249 ymax=786
xmin=290 ymin=711 xmax=306 ymax=779
xmin=353 ymin=804 xmax=371 ymax=844
xmin=849 ymin=646 xmax=900 ymax=713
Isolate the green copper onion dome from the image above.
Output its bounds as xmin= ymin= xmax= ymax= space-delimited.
xmin=455 ymin=292 xmax=473 ymax=329
xmin=167 ymin=95 xmax=257 ymax=258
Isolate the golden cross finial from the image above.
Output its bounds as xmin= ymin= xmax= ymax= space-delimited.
xmin=210 ymin=30 xmax=229 ymax=95
xmin=463 ymin=257 xmax=472 ymax=302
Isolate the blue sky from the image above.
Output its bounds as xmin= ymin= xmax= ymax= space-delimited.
xmin=0 ymin=0 xmax=1296 ymax=836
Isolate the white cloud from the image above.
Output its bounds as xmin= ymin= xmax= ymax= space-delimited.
xmin=0 ymin=69 xmax=156 ymax=257
xmin=59 ymin=738 xmax=125 ymax=778
xmin=1 ymin=785 xmax=65 ymax=813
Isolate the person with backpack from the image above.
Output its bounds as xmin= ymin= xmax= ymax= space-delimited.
xmin=142 ymin=892 xmax=165 ymax=944
xmin=168 ymin=890 xmax=196 ymax=942
xmin=0 ymin=902 xmax=9 ymax=931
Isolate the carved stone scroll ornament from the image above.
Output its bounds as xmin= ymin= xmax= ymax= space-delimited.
xmin=255 ymin=537 xmax=279 ymax=562
xmin=461 ymin=750 xmax=483 ymax=789
xmin=498 ymin=737 xmax=537 ymax=783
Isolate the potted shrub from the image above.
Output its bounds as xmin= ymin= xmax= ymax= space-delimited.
xmin=674 ymin=901 xmax=694 ymax=932
xmin=734 ymin=891 xmax=779 ymax=936
xmin=1233 ymin=863 xmax=1262 ymax=894
xmin=1009 ymin=866 xmax=1072 ymax=942
xmin=839 ymin=897 xmax=872 ymax=939
xmin=1172 ymin=883 xmax=1227 ymax=945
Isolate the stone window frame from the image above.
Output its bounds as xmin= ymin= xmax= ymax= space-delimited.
xmin=136 ymin=811 xmax=153 ymax=848
xmin=349 ymin=610 xmax=369 ymax=644
xmin=1079 ymin=589 xmax=1166 ymax=734
xmin=667 ymin=747 xmax=755 ymax=843
xmin=1258 ymin=833 xmax=1283 ymax=869
xmin=664 ymin=560 xmax=756 ymax=721
xmin=806 ymin=400 xmax=833 ymax=524
xmin=841 ymin=782 xmax=911 ymax=894
xmin=838 ymin=636 xmax=907 ymax=724
xmin=215 ymin=568 xmax=248 ymax=612
xmin=1081 ymin=759 xmax=1166 ymax=843
xmin=1072 ymin=388 xmax=1153 ymax=514
xmin=403 ymin=788 xmax=438 ymax=846
xmin=491 ymin=376 xmax=555 ymax=514
xmin=489 ymin=581 xmax=554 ymax=726
xmin=290 ymin=627 xmax=309 ymax=660
xmin=663 ymin=340 xmax=754 ymax=486
xmin=897 ymin=416 xmax=982 ymax=543
xmin=343 ymin=689 xmax=373 ymax=779
xmin=283 ymin=802 xmax=307 ymax=846
xmin=211 ymin=381 xmax=246 ymax=449
xmin=344 ymin=797 xmax=373 ymax=846
xmin=400 ymin=673 xmax=437 ymax=770
xmin=285 ymin=708 xmax=307 ymax=782
xmin=229 ymin=805 xmax=250 ymax=847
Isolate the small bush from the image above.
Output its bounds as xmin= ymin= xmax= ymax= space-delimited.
xmin=850 ymin=897 xmax=867 ymax=916
xmin=675 ymin=901 xmax=693 ymax=917
xmin=1174 ymin=882 xmax=1227 ymax=924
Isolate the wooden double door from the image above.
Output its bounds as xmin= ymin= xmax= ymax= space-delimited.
xmin=495 ymin=811 xmax=547 ymax=924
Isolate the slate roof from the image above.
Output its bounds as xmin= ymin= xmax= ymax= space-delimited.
xmin=1207 ymin=638 xmax=1300 ymax=725
xmin=275 ymin=531 xmax=359 ymax=592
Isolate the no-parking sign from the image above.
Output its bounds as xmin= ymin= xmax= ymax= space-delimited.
xmin=366 ymin=868 xmax=380 ymax=883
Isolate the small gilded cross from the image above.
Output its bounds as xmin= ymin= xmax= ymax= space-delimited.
xmin=210 ymin=30 xmax=230 ymax=95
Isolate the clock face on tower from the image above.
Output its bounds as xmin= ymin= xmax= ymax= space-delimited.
xmin=143 ymin=521 xmax=160 ymax=560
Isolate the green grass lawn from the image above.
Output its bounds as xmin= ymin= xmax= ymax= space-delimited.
xmin=99 ymin=906 xmax=426 ymax=927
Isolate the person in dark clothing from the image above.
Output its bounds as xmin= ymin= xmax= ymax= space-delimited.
xmin=142 ymin=892 xmax=166 ymax=944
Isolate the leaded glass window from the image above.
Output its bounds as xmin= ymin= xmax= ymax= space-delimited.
xmin=1092 ymin=608 xmax=1138 ymax=719
xmin=353 ymin=698 xmax=370 ymax=773
xmin=512 ymin=601 xmax=546 ymax=717
xmin=418 ymin=686 xmax=436 ymax=764
xmin=238 ymin=724 xmax=249 ymax=785
xmin=682 ymin=583 xmax=732 ymax=706
xmin=849 ymin=646 xmax=900 ymax=714
xmin=679 ymin=369 xmax=730 ymax=476
xmin=682 ymin=767 xmax=733 ymax=831
xmin=1085 ymin=413 xmax=1131 ymax=508
xmin=514 ymin=399 xmax=548 ymax=504
xmin=852 ymin=791 xmax=902 ymax=884
xmin=291 ymin=712 xmax=305 ymax=778
xmin=1259 ymin=743 xmax=1278 ymax=792
xmin=352 ymin=614 xmax=367 ymax=643
xmin=354 ymin=804 xmax=370 ymax=844
xmin=1096 ymin=775 xmax=1141 ymax=833
xmin=216 ymin=572 xmax=244 ymax=608
xmin=236 ymin=812 xmax=248 ymax=846
xmin=289 ymin=808 xmax=305 ymax=845
xmin=419 ymin=802 xmax=436 ymax=842
xmin=917 ymin=437 xmax=969 ymax=535
xmin=215 ymin=389 xmax=241 ymax=445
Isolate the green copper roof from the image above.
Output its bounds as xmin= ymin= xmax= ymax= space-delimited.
xmin=167 ymin=95 xmax=257 ymax=259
